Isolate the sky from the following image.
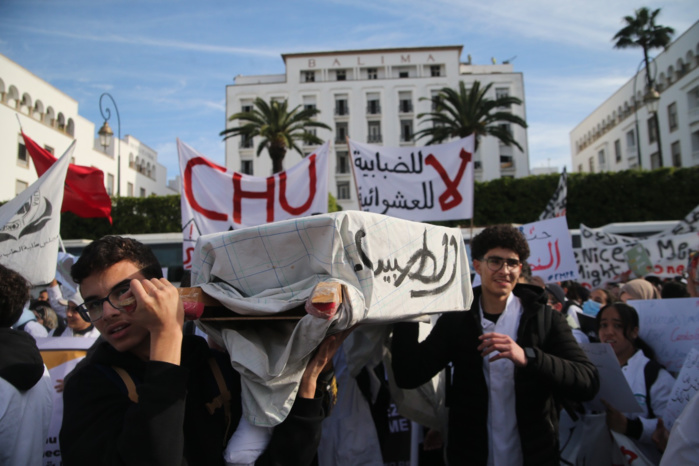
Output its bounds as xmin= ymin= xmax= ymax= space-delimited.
xmin=0 ymin=0 xmax=695 ymax=182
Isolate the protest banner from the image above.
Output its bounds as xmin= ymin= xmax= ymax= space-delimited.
xmin=579 ymin=223 xmax=641 ymax=249
xmin=190 ymin=211 xmax=472 ymax=426
xmin=538 ymin=166 xmax=567 ymax=220
xmin=579 ymin=342 xmax=642 ymax=413
xmin=350 ymin=137 xmax=474 ymax=221
xmin=632 ymin=297 xmax=699 ymax=373
xmin=654 ymin=203 xmax=699 ymax=237
xmin=0 ymin=141 xmax=74 ymax=285
xmin=178 ymin=139 xmax=329 ymax=269
xmin=36 ymin=337 xmax=97 ymax=466
xmin=519 ymin=216 xmax=578 ymax=282
xmin=575 ymin=231 xmax=699 ymax=288
xmin=663 ymin=348 xmax=699 ymax=429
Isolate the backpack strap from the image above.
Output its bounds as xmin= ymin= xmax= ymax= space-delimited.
xmin=643 ymin=359 xmax=662 ymax=418
xmin=112 ymin=366 xmax=139 ymax=403
xmin=205 ymin=357 xmax=233 ymax=446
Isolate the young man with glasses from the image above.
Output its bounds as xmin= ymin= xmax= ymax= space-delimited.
xmin=392 ymin=224 xmax=599 ymax=465
xmin=60 ymin=235 xmax=341 ymax=466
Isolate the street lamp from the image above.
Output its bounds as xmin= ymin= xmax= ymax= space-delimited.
xmin=98 ymin=93 xmax=121 ymax=197
xmin=632 ymin=57 xmax=663 ymax=169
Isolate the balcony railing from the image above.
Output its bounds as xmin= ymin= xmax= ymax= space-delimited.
xmin=368 ymin=134 xmax=383 ymax=143
xmin=398 ymin=101 xmax=413 ymax=113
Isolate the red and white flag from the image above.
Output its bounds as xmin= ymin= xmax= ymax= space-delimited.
xmin=350 ymin=137 xmax=474 ymax=221
xmin=23 ymin=132 xmax=113 ymax=224
xmin=178 ymin=139 xmax=329 ymax=269
xmin=0 ymin=141 xmax=74 ymax=285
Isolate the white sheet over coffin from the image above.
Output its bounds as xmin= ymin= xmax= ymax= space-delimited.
xmin=190 ymin=211 xmax=472 ymax=426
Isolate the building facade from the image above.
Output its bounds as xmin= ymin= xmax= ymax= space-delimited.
xmin=224 ymin=46 xmax=529 ymax=210
xmin=570 ymin=21 xmax=699 ymax=173
xmin=0 ymin=53 xmax=177 ymax=204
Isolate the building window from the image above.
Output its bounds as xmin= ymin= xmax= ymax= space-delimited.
xmin=240 ymin=160 xmax=253 ymax=175
xmin=336 ymin=151 xmax=349 ymax=174
xmin=17 ymin=142 xmax=28 ymax=167
xmin=335 ymin=122 xmax=348 ymax=143
xmin=688 ymin=86 xmax=699 ymax=113
xmin=240 ymin=134 xmax=254 ymax=149
xmin=500 ymin=155 xmax=514 ymax=169
xmin=368 ymin=121 xmax=382 ymax=143
xmin=15 ymin=179 xmax=28 ymax=195
xmin=474 ymin=161 xmax=482 ymax=170
xmin=303 ymin=71 xmax=315 ymax=83
xmin=650 ymin=152 xmax=661 ymax=169
xmin=430 ymin=65 xmax=441 ymax=77
xmin=140 ymin=188 xmax=146 ymax=198
xmin=107 ymin=173 xmax=114 ymax=195
xmin=336 ymin=69 xmax=347 ymax=81
xmin=241 ymin=101 xmax=253 ymax=113
xmin=495 ymin=88 xmax=511 ymax=108
xmin=335 ymin=97 xmax=349 ymax=116
xmin=578 ymin=164 xmax=583 ymax=173
xmin=367 ymin=68 xmax=378 ymax=80
xmin=626 ymin=129 xmax=636 ymax=156
xmin=498 ymin=123 xmax=512 ymax=142
xmin=671 ymin=141 xmax=681 ymax=167
xmin=614 ymin=139 xmax=621 ymax=163
xmin=398 ymin=91 xmax=413 ymax=113
xmin=588 ymin=157 xmax=594 ymax=173
xmin=430 ymin=90 xmax=441 ymax=111
xmin=647 ymin=115 xmax=658 ymax=143
xmin=127 ymin=182 xmax=134 ymax=197
xmin=598 ymin=149 xmax=606 ymax=169
xmin=400 ymin=120 xmax=413 ymax=142
xmin=366 ymin=93 xmax=381 ymax=115
xmin=44 ymin=145 xmax=54 ymax=155
xmin=399 ymin=71 xmax=409 ymax=78
xmin=667 ymin=102 xmax=678 ymax=132
xmin=337 ymin=182 xmax=350 ymax=200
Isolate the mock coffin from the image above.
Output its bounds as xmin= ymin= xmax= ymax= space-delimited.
xmin=190 ymin=211 xmax=472 ymax=425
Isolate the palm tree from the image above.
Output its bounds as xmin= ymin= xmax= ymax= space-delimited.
xmin=414 ymin=81 xmax=527 ymax=152
xmin=220 ymin=98 xmax=331 ymax=173
xmin=613 ymin=7 xmax=674 ymax=90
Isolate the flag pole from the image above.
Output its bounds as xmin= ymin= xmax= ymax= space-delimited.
xmin=58 ymin=235 xmax=67 ymax=254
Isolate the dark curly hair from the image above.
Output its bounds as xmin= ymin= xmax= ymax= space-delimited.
xmin=0 ymin=263 xmax=31 ymax=327
xmin=470 ymin=224 xmax=530 ymax=262
xmin=71 ymin=236 xmax=163 ymax=284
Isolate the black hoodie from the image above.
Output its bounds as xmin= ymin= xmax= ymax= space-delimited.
xmin=0 ymin=328 xmax=45 ymax=390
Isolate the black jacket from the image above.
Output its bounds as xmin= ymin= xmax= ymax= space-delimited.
xmin=60 ymin=335 xmax=325 ymax=466
xmin=391 ymin=284 xmax=600 ymax=465
xmin=0 ymin=328 xmax=45 ymax=390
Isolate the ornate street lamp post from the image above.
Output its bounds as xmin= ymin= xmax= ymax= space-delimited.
xmin=98 ymin=93 xmax=121 ymax=196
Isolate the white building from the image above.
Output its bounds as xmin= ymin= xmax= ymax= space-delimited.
xmin=0 ymin=53 xmax=177 ymax=204
xmin=224 ymin=46 xmax=529 ymax=210
xmin=570 ymin=21 xmax=699 ymax=173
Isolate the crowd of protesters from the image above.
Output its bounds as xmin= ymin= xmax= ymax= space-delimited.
xmin=3 ymin=227 xmax=698 ymax=465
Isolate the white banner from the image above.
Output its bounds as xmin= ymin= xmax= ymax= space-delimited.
xmin=519 ymin=216 xmax=579 ymax=282
xmin=350 ymin=137 xmax=474 ymax=221
xmin=655 ymin=204 xmax=699 ymax=238
xmin=633 ymin=297 xmax=699 ymax=374
xmin=178 ymin=139 xmax=329 ymax=269
xmin=0 ymin=141 xmax=74 ymax=285
xmin=579 ymin=223 xmax=641 ymax=249
xmin=663 ymin=348 xmax=699 ymax=429
xmin=575 ymin=231 xmax=699 ymax=288
xmin=538 ymin=166 xmax=567 ymax=220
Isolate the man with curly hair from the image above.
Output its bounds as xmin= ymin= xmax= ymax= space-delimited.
xmin=0 ymin=263 xmax=53 ymax=466
xmin=392 ymin=224 xmax=599 ymax=465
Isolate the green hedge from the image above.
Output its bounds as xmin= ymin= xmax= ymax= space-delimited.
xmin=55 ymin=167 xmax=698 ymax=239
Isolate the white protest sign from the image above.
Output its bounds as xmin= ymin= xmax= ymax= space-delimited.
xmin=632 ymin=297 xmax=699 ymax=373
xmin=36 ymin=337 xmax=97 ymax=466
xmin=579 ymin=223 xmax=641 ymax=249
xmin=178 ymin=139 xmax=329 ymax=269
xmin=519 ymin=216 xmax=578 ymax=282
xmin=575 ymin=231 xmax=699 ymax=288
xmin=350 ymin=137 xmax=474 ymax=221
xmin=663 ymin=348 xmax=699 ymax=429
xmin=580 ymin=342 xmax=642 ymax=413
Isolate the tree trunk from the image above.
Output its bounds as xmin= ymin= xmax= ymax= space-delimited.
xmin=269 ymin=145 xmax=287 ymax=174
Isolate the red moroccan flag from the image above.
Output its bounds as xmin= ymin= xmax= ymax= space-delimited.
xmin=22 ymin=132 xmax=113 ymax=224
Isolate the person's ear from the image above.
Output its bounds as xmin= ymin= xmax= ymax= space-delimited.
xmin=473 ymin=259 xmax=482 ymax=276
xmin=630 ymin=326 xmax=639 ymax=341
xmin=552 ymin=302 xmax=563 ymax=312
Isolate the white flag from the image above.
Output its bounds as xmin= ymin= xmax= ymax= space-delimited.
xmin=539 ymin=166 xmax=567 ymax=220
xmin=350 ymin=137 xmax=474 ymax=221
xmin=178 ymin=139 xmax=329 ymax=269
xmin=0 ymin=141 xmax=74 ymax=285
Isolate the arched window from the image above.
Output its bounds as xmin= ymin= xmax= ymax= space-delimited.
xmin=57 ymin=113 xmax=66 ymax=132
xmin=45 ymin=106 xmax=56 ymax=127
xmin=0 ymin=78 xmax=5 ymax=103
xmin=66 ymin=118 xmax=75 ymax=137
xmin=21 ymin=93 xmax=32 ymax=115
xmin=33 ymin=100 xmax=44 ymax=120
xmin=129 ymin=153 xmax=135 ymax=168
xmin=7 ymin=85 xmax=20 ymax=109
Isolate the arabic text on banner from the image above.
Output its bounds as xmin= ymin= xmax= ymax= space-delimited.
xmin=178 ymin=139 xmax=329 ymax=269
xmin=189 ymin=211 xmax=473 ymax=426
xmin=0 ymin=141 xmax=75 ymax=285
xmin=519 ymin=216 xmax=579 ymax=282
xmin=350 ymin=137 xmax=474 ymax=221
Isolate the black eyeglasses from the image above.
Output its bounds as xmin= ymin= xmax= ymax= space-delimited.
xmin=482 ymin=256 xmax=522 ymax=272
xmin=75 ymin=285 xmax=135 ymax=323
